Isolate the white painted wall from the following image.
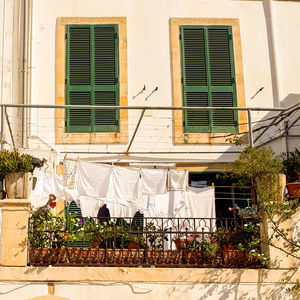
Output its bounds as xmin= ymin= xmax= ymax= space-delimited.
xmin=2 ymin=0 xmax=299 ymax=162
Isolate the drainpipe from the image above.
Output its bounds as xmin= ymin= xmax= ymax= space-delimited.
xmin=22 ymin=0 xmax=28 ymax=149
xmin=267 ymin=0 xmax=281 ymax=108
xmin=22 ymin=0 xmax=32 ymax=149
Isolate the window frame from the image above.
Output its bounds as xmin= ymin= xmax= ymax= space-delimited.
xmin=56 ymin=17 xmax=128 ymax=144
xmin=170 ymin=18 xmax=247 ymax=144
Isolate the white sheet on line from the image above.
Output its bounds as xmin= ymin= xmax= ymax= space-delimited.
xmin=141 ymin=168 xmax=167 ymax=195
xmin=107 ymin=166 xmax=140 ymax=204
xmin=75 ymin=161 xmax=112 ymax=198
xmin=185 ymin=186 xmax=216 ymax=231
xmin=79 ymin=196 xmax=103 ymax=218
xmin=30 ymin=170 xmax=65 ymax=209
xmin=168 ymin=169 xmax=188 ymax=191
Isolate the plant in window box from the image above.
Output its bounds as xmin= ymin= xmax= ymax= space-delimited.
xmin=144 ymin=222 xmax=181 ymax=265
xmin=282 ymin=149 xmax=300 ymax=199
xmin=0 ymin=150 xmax=45 ymax=199
xmin=29 ymin=207 xmax=68 ymax=266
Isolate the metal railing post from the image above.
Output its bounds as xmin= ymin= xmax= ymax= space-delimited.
xmin=247 ymin=109 xmax=253 ymax=147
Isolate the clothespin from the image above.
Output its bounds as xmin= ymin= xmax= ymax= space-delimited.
xmin=64 ymin=153 xmax=68 ymax=160
xmin=212 ymin=182 xmax=215 ymax=189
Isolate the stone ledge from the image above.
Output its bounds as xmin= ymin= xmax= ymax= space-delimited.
xmin=0 ymin=267 xmax=299 ymax=284
xmin=0 ymin=199 xmax=31 ymax=210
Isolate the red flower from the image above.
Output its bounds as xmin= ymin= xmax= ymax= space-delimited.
xmin=49 ymin=201 xmax=56 ymax=208
xmin=66 ymin=237 xmax=69 ymax=240
xmin=212 ymin=237 xmax=217 ymax=243
xmin=195 ymin=234 xmax=200 ymax=238
xmin=64 ymin=233 xmax=67 ymax=236
xmin=187 ymin=236 xmax=193 ymax=242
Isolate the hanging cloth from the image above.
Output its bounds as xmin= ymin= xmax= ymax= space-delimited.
xmin=107 ymin=166 xmax=140 ymax=204
xmin=168 ymin=169 xmax=189 ymax=191
xmin=79 ymin=196 xmax=102 ymax=218
xmin=63 ymin=159 xmax=77 ymax=189
xmin=75 ymin=161 xmax=112 ymax=198
xmin=30 ymin=170 xmax=65 ymax=209
xmin=141 ymin=168 xmax=167 ymax=195
xmin=184 ymin=186 xmax=216 ymax=230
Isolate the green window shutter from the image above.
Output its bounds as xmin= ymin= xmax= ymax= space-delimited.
xmin=181 ymin=26 xmax=238 ymax=133
xmin=65 ymin=200 xmax=82 ymax=218
xmin=65 ymin=24 xmax=119 ymax=133
xmin=94 ymin=26 xmax=119 ymax=132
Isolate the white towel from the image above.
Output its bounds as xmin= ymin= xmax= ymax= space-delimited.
xmin=75 ymin=161 xmax=112 ymax=198
xmin=141 ymin=168 xmax=167 ymax=195
xmin=30 ymin=171 xmax=65 ymax=209
xmin=168 ymin=169 xmax=189 ymax=191
xmin=79 ymin=196 xmax=102 ymax=218
xmin=107 ymin=166 xmax=140 ymax=204
xmin=185 ymin=186 xmax=216 ymax=231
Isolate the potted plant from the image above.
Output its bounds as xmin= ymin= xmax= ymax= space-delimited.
xmin=144 ymin=222 xmax=181 ymax=265
xmin=0 ymin=150 xmax=43 ymax=199
xmin=29 ymin=204 xmax=68 ymax=266
xmin=282 ymin=149 xmax=300 ymax=199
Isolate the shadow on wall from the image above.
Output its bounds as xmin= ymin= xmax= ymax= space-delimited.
xmin=253 ymin=93 xmax=300 ymax=153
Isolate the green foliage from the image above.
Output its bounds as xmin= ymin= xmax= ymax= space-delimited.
xmin=231 ymin=147 xmax=283 ymax=185
xmin=145 ymin=222 xmax=169 ymax=249
xmin=282 ymin=148 xmax=300 ymax=183
xmin=0 ymin=150 xmax=34 ymax=177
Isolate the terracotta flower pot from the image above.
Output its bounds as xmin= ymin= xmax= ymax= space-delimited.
xmin=286 ymin=182 xmax=300 ymax=199
xmin=174 ymin=238 xmax=186 ymax=250
xmin=145 ymin=249 xmax=181 ymax=265
xmin=5 ymin=172 xmax=30 ymax=199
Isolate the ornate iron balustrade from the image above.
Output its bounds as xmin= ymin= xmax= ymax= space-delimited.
xmin=28 ymin=216 xmax=262 ymax=268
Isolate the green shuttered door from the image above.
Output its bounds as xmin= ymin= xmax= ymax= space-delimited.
xmin=65 ymin=24 xmax=119 ymax=133
xmin=180 ymin=26 xmax=238 ymax=133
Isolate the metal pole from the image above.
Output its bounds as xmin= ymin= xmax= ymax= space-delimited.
xmin=1 ymin=105 xmax=4 ymax=149
xmin=1 ymin=103 xmax=287 ymax=112
xmin=247 ymin=109 xmax=253 ymax=147
xmin=126 ymin=108 xmax=146 ymax=153
xmin=254 ymin=103 xmax=299 ymax=143
xmin=4 ymin=107 xmax=16 ymax=150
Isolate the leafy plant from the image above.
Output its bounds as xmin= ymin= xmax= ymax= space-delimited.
xmin=282 ymin=148 xmax=300 ymax=183
xmin=0 ymin=150 xmax=35 ymax=177
xmin=145 ymin=222 xmax=169 ymax=249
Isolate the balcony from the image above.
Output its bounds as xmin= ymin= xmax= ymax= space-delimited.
xmin=28 ymin=215 xmax=263 ymax=268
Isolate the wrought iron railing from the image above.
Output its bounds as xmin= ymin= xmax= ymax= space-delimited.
xmin=28 ymin=216 xmax=262 ymax=268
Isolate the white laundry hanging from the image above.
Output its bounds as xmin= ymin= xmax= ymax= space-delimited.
xmin=141 ymin=168 xmax=167 ymax=195
xmin=185 ymin=186 xmax=216 ymax=231
xmin=75 ymin=161 xmax=112 ymax=198
xmin=107 ymin=165 xmax=140 ymax=204
xmin=79 ymin=196 xmax=102 ymax=218
xmin=30 ymin=170 xmax=65 ymax=209
xmin=168 ymin=169 xmax=189 ymax=191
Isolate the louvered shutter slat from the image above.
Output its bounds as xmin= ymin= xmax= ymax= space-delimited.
xmin=186 ymin=92 xmax=209 ymax=128
xmin=208 ymin=29 xmax=232 ymax=86
xmin=183 ymin=28 xmax=207 ymax=86
xmin=69 ymin=27 xmax=90 ymax=85
xmin=94 ymin=27 xmax=116 ymax=85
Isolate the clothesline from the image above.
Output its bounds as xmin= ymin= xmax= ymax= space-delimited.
xmin=30 ymin=160 xmax=216 ymax=221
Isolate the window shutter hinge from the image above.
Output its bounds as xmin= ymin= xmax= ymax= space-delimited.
xmin=115 ymin=119 xmax=119 ymax=126
xmin=183 ymin=120 xmax=185 ymax=127
xmin=65 ymin=78 xmax=67 ymax=84
xmin=228 ymin=34 xmax=232 ymax=40
xmin=231 ymin=77 xmax=235 ymax=84
xmin=114 ymin=32 xmax=118 ymax=39
xmin=115 ymin=78 xmax=118 ymax=84
xmin=179 ymin=33 xmax=182 ymax=40
xmin=181 ymin=77 xmax=183 ymax=84
xmin=65 ymin=32 xmax=68 ymax=39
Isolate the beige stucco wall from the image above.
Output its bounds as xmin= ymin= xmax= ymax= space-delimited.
xmin=19 ymin=0 xmax=298 ymax=164
xmin=0 ymin=267 xmax=299 ymax=300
